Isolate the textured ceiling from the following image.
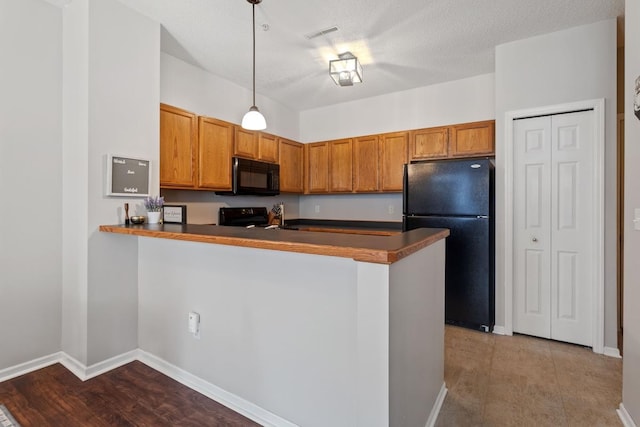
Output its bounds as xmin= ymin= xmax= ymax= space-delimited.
xmin=118 ymin=0 xmax=624 ymax=111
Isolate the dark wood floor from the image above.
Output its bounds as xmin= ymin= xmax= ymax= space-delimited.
xmin=0 ymin=361 xmax=261 ymax=426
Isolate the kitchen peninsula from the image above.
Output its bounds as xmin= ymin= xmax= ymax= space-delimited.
xmin=100 ymin=224 xmax=449 ymax=427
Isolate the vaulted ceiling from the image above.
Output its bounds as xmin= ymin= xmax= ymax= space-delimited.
xmin=120 ymin=0 xmax=624 ymax=111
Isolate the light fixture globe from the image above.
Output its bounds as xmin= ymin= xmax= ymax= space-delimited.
xmin=242 ymin=105 xmax=266 ymax=130
xmin=242 ymin=0 xmax=267 ymax=130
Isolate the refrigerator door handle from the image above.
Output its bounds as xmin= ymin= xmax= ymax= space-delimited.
xmin=402 ymin=163 xmax=409 ymax=214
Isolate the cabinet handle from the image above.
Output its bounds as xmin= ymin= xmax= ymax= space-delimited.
xmin=532 ymin=237 xmax=538 ymax=242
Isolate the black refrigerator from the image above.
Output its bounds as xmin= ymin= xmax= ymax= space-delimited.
xmin=403 ymin=158 xmax=495 ymax=332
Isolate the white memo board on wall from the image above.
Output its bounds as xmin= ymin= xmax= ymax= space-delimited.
xmin=105 ymin=154 xmax=151 ymax=197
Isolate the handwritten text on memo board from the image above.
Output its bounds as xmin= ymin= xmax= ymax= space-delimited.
xmin=106 ymin=155 xmax=150 ymax=197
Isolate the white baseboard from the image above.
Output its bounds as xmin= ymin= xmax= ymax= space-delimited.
xmin=0 ymin=352 xmax=62 ymax=383
xmin=492 ymin=325 xmax=507 ymax=335
xmin=425 ymin=383 xmax=447 ymax=427
xmin=618 ymin=403 xmax=638 ymax=427
xmin=60 ymin=350 xmax=139 ymax=381
xmin=137 ymin=350 xmax=297 ymax=427
xmin=604 ymin=346 xmax=622 ymax=359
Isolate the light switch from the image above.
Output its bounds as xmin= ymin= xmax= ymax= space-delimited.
xmin=634 ymin=208 xmax=640 ymax=231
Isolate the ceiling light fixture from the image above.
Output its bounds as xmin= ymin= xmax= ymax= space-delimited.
xmin=329 ymin=52 xmax=363 ymax=87
xmin=241 ymin=0 xmax=266 ymax=130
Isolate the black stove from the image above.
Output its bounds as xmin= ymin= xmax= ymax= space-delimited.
xmin=219 ymin=207 xmax=269 ymax=227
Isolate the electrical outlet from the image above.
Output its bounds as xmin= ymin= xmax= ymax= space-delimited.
xmin=315 ymin=205 xmax=320 ymax=213
xmin=388 ymin=205 xmax=395 ymax=215
xmin=188 ymin=311 xmax=200 ymax=339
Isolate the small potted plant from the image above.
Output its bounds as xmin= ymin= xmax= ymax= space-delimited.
xmin=143 ymin=195 xmax=164 ymax=224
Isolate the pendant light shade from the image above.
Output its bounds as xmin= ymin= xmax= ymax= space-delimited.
xmin=242 ymin=106 xmax=266 ymax=130
xmin=242 ymin=0 xmax=266 ymax=130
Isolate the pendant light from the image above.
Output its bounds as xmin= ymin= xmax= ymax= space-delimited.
xmin=242 ymin=0 xmax=267 ymax=130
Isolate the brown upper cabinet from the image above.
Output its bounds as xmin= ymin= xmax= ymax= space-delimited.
xmin=329 ymin=139 xmax=353 ymax=192
xmin=305 ymin=139 xmax=354 ymax=193
xmin=353 ymin=135 xmax=380 ymax=192
xmin=279 ymin=138 xmax=304 ymax=193
xmin=258 ymin=132 xmax=279 ymax=163
xmin=159 ymin=103 xmax=494 ymax=195
xmin=234 ymin=126 xmax=259 ymax=160
xmin=233 ymin=127 xmax=279 ymax=163
xmin=160 ymin=104 xmax=198 ymax=189
xmin=410 ymin=126 xmax=449 ymax=160
xmin=305 ymin=142 xmax=330 ymax=193
xmin=198 ymin=116 xmax=234 ymax=190
xmin=379 ymin=131 xmax=409 ymax=192
xmin=409 ymin=120 xmax=494 ymax=161
xmin=449 ymin=120 xmax=495 ymax=157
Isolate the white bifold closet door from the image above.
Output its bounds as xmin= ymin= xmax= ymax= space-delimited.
xmin=513 ymin=110 xmax=595 ymax=347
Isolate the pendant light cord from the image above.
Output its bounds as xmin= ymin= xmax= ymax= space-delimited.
xmin=251 ymin=1 xmax=256 ymax=107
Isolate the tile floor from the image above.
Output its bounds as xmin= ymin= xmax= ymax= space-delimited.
xmin=436 ymin=325 xmax=622 ymax=426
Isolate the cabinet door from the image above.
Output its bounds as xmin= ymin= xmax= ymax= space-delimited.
xmin=279 ymin=138 xmax=304 ymax=193
xmin=198 ymin=117 xmax=234 ymax=190
xmin=410 ymin=126 xmax=448 ymax=160
xmin=305 ymin=142 xmax=329 ymax=193
xmin=379 ymin=132 xmax=408 ymax=192
xmin=160 ymin=104 xmax=198 ymax=188
xmin=353 ymin=135 xmax=379 ymax=192
xmin=234 ymin=126 xmax=259 ymax=159
xmin=258 ymin=132 xmax=279 ymax=163
xmin=450 ymin=120 xmax=495 ymax=157
xmin=329 ymin=138 xmax=353 ymax=192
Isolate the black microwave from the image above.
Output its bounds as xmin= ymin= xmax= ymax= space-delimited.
xmin=216 ymin=157 xmax=280 ymax=196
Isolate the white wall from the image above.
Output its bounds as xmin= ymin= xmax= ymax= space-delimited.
xmin=297 ymin=74 xmax=495 ymax=222
xmin=623 ymin=0 xmax=640 ymax=423
xmin=161 ymin=53 xmax=299 ymax=142
xmin=62 ymin=0 xmax=160 ymax=366
xmin=300 ymin=73 xmax=495 ymax=143
xmin=495 ymin=19 xmax=618 ymax=348
xmin=61 ymin=0 xmax=89 ymax=367
xmin=299 ymin=193 xmax=403 ymax=222
xmin=0 ymin=0 xmax=63 ymax=369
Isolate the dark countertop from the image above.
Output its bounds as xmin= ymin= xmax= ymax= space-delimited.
xmin=284 ymin=219 xmax=401 ymax=235
xmin=99 ymin=223 xmax=449 ymax=264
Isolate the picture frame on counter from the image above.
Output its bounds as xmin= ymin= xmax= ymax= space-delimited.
xmin=105 ymin=154 xmax=151 ymax=197
xmin=163 ymin=205 xmax=187 ymax=224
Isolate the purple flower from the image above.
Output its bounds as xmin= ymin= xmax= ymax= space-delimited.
xmin=143 ymin=195 xmax=164 ymax=212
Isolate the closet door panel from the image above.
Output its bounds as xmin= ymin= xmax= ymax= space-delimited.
xmin=549 ymin=110 xmax=595 ymax=346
